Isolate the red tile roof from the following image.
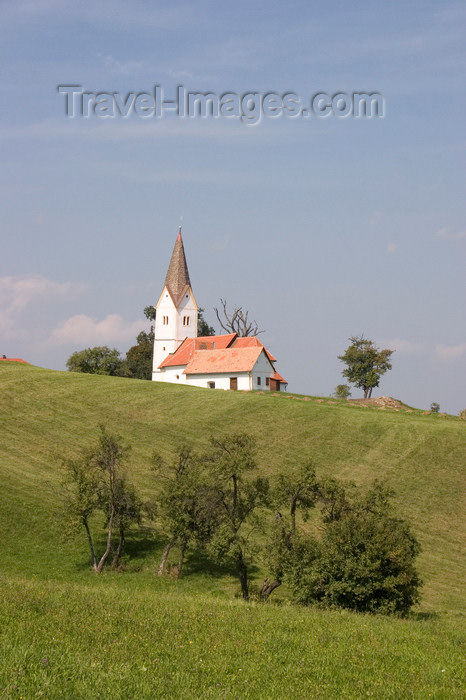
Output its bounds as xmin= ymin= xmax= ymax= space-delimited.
xmin=184 ymin=346 xmax=264 ymax=374
xmin=158 ymin=334 xmax=236 ymax=368
xmin=157 ymin=332 xmax=286 ymax=383
xmin=232 ymin=336 xmax=277 ymax=362
xmin=0 ymin=358 xmax=29 ymax=364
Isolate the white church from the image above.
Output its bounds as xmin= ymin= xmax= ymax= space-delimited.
xmin=152 ymin=228 xmax=287 ymax=392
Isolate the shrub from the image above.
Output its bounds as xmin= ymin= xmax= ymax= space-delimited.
xmin=334 ymin=384 xmax=351 ymax=400
xmin=287 ymin=482 xmax=422 ymax=615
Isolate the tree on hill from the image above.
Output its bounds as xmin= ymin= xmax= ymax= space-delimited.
xmin=206 ymin=433 xmax=269 ymax=600
xmin=262 ymin=460 xmax=319 ymax=600
xmin=152 ymin=445 xmax=220 ymax=578
xmin=125 ymin=332 xmax=153 ymax=380
xmin=286 ymin=480 xmax=422 ymax=615
xmin=338 ymin=336 xmax=394 ymax=398
xmin=62 ymin=426 xmax=144 ymax=572
xmin=66 ymin=346 xmax=126 ymax=376
xmin=214 ymin=299 xmax=263 ymax=337
xmin=334 ymin=384 xmax=351 ymax=400
xmin=121 ymin=306 xmax=156 ymax=380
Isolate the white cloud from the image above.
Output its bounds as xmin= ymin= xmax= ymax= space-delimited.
xmin=49 ymin=314 xmax=142 ymax=346
xmin=435 ymin=226 xmax=466 ymax=241
xmin=0 ymin=274 xmax=85 ymax=340
xmin=435 ymin=343 xmax=466 ymax=360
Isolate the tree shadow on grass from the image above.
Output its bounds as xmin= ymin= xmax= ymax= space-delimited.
xmin=72 ymin=527 xmax=165 ymax=573
xmin=123 ymin=528 xmax=165 ymax=560
xmin=181 ymin=545 xmax=261 ymax=582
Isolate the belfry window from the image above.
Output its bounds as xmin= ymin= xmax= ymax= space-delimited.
xmin=183 ymin=316 xmax=190 ymax=326
xmin=163 ymin=315 xmax=169 ymax=325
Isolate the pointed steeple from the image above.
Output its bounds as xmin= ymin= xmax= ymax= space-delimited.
xmin=164 ymin=226 xmax=192 ymax=305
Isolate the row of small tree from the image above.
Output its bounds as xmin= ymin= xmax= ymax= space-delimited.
xmin=62 ymin=427 xmax=422 ymax=615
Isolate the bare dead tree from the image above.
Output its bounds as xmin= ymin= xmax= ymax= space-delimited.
xmin=214 ymin=299 xmax=263 ymax=337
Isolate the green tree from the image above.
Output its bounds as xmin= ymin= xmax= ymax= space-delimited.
xmin=143 ymin=306 xmax=156 ymax=343
xmin=152 ymin=445 xmax=219 ymax=578
xmin=287 ymin=481 xmax=422 ymax=615
xmin=122 ymin=306 xmax=156 ymax=380
xmin=66 ymin=346 xmax=125 ymax=376
xmin=207 ymin=433 xmax=269 ymax=600
xmin=62 ymin=426 xmax=143 ymax=573
xmin=125 ymin=332 xmax=153 ymax=380
xmin=338 ymin=336 xmax=394 ymax=398
xmin=334 ymin=384 xmax=351 ymax=400
xmin=430 ymin=402 xmax=440 ymax=413
xmin=108 ymin=476 xmax=145 ymax=569
xmin=274 ymin=459 xmax=319 ymax=535
xmin=198 ymin=308 xmax=216 ymax=336
xmin=262 ymin=460 xmax=319 ymax=600
xmin=61 ymin=454 xmax=101 ymax=569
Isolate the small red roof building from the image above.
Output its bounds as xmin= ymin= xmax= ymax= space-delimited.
xmin=0 ymin=357 xmax=29 ymax=364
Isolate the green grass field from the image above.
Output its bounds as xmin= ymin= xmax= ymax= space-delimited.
xmin=0 ymin=362 xmax=465 ymax=698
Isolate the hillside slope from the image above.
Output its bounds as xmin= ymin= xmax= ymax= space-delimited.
xmin=0 ymin=362 xmax=465 ymax=613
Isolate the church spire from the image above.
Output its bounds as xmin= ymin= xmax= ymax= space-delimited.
xmin=164 ymin=226 xmax=192 ymax=305
xmin=152 ymin=226 xmax=198 ymax=379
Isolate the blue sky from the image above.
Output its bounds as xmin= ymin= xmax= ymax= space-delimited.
xmin=1 ymin=0 xmax=465 ymax=413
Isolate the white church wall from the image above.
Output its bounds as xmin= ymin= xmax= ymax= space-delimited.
xmin=152 ymin=286 xmax=198 ymax=374
xmin=250 ymin=351 xmax=276 ymax=390
xmin=176 ymin=290 xmax=198 ymax=341
xmin=153 ymin=366 xmax=188 ymax=384
xmin=153 ymin=287 xmax=177 ymax=372
xmin=185 ymin=372 xmax=252 ymax=391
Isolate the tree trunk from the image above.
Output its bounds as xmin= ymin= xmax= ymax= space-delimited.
xmin=158 ymin=538 xmax=174 ymax=575
xmin=111 ymin=523 xmax=125 ymax=569
xmin=96 ymin=505 xmax=114 ymax=573
xmin=83 ymin=517 xmax=97 ymax=570
xmin=260 ymin=578 xmax=282 ymax=601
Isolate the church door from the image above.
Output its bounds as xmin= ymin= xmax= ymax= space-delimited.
xmin=230 ymin=377 xmax=238 ymax=391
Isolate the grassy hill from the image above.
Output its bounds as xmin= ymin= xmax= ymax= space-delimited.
xmin=0 ymin=362 xmax=465 ymax=698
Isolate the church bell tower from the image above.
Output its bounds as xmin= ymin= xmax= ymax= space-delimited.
xmin=152 ymin=227 xmax=198 ymax=379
